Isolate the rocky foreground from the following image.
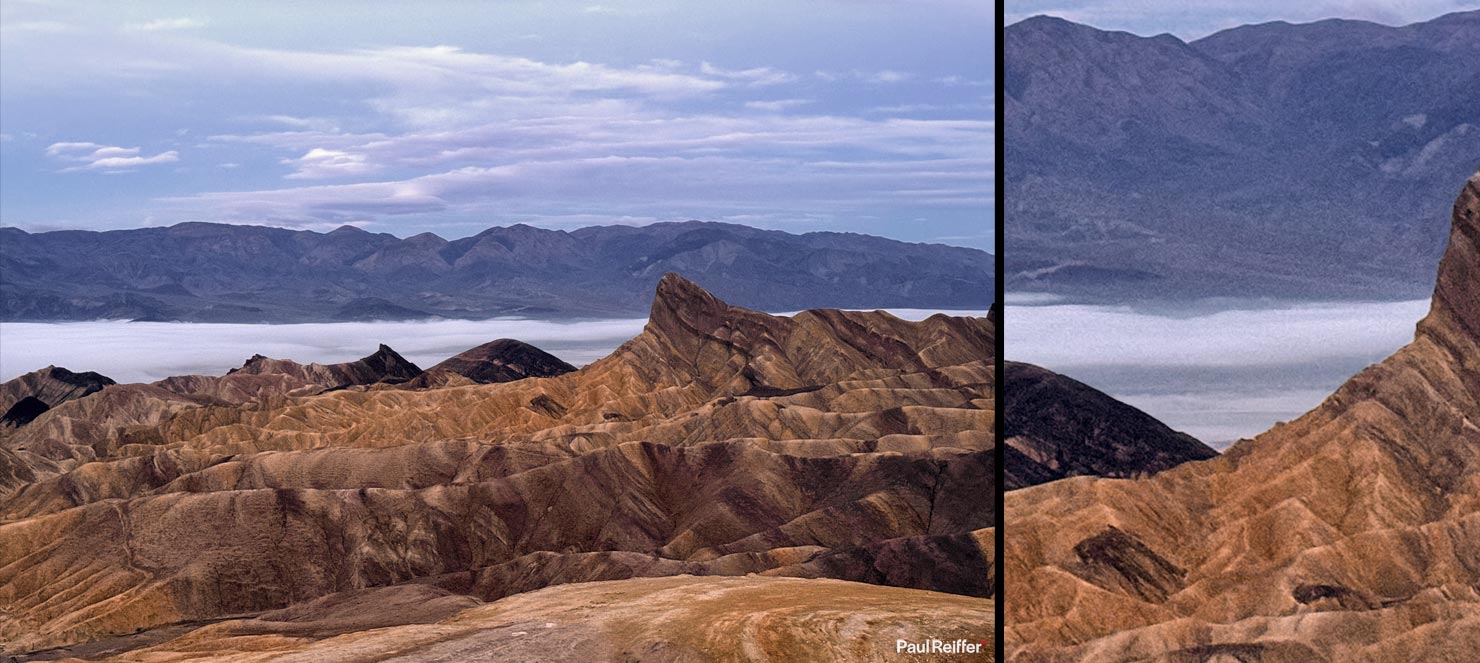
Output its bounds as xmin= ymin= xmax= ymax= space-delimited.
xmin=1005 ymin=173 xmax=1480 ymax=660
xmin=0 ymin=274 xmax=995 ymax=660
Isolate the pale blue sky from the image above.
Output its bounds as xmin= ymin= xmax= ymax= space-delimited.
xmin=0 ymin=1 xmax=992 ymax=247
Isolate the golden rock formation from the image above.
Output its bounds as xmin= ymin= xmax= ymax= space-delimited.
xmin=1005 ymin=173 xmax=1480 ymax=661
xmin=0 ymin=273 xmax=994 ymax=659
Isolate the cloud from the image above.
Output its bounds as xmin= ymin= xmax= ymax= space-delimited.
xmin=125 ymin=17 xmax=206 ymax=31
xmin=251 ymin=115 xmax=340 ymax=131
xmin=0 ymin=305 xmax=982 ymax=385
xmin=162 ymin=113 xmax=992 ymax=223
xmin=1008 ymin=298 xmax=1432 ymax=444
xmin=862 ymin=69 xmax=913 ymax=84
xmin=0 ymin=20 xmax=75 ymax=35
xmin=0 ymin=5 xmax=989 ymax=243
xmin=743 ymin=99 xmax=814 ymax=112
xmin=699 ymin=62 xmax=797 ymax=86
xmin=282 ymin=148 xmax=379 ymax=179
xmin=815 ymin=69 xmax=917 ymax=84
xmin=46 ymin=141 xmax=180 ymax=172
xmin=934 ymin=75 xmax=990 ymax=87
xmin=0 ymin=318 xmax=649 ymax=383
xmin=1007 ymin=298 xmax=1428 ymax=368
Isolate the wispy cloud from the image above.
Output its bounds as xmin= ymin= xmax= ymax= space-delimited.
xmin=864 ymin=69 xmax=913 ymax=83
xmin=699 ymin=62 xmax=797 ymax=86
xmin=46 ymin=142 xmax=179 ymax=172
xmin=743 ymin=99 xmax=814 ymax=112
xmin=281 ymin=148 xmax=378 ymax=179
xmin=124 ymin=17 xmax=206 ymax=31
xmin=0 ymin=20 xmax=75 ymax=34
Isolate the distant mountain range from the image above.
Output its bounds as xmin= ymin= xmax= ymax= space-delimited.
xmin=0 ymin=221 xmax=993 ymax=322
xmin=1005 ymin=10 xmax=1480 ymax=300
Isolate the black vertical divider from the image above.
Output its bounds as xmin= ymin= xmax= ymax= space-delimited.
xmin=993 ymin=0 xmax=1008 ymax=660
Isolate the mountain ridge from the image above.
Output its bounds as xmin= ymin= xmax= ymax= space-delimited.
xmin=0 ymin=220 xmax=994 ymax=323
xmin=1005 ymin=10 xmax=1480 ymax=301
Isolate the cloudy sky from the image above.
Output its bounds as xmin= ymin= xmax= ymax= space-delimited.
xmin=1008 ymin=0 xmax=1479 ymax=39
xmin=0 ymin=0 xmax=991 ymax=247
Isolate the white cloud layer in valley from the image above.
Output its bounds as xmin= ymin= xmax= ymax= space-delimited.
xmin=1007 ymin=298 xmax=1432 ymax=445
xmin=0 ymin=309 xmax=988 ymax=385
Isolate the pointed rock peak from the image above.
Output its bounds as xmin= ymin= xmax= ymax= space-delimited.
xmin=359 ymin=344 xmax=423 ymax=379
xmin=368 ymin=343 xmax=405 ymax=363
xmin=654 ymin=273 xmax=726 ymax=312
xmin=1420 ymin=170 xmax=1480 ymax=343
xmin=648 ymin=273 xmax=736 ymax=333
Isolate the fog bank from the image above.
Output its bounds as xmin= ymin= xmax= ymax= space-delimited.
xmin=0 ymin=308 xmax=989 ymax=385
xmin=1008 ymin=298 xmax=1431 ymax=446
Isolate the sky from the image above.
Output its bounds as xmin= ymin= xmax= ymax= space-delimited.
xmin=0 ymin=0 xmax=992 ymax=248
xmin=1007 ymin=0 xmax=1480 ymax=39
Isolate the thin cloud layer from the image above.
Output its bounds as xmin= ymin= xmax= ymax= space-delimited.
xmin=1008 ymin=298 xmax=1432 ymax=444
xmin=45 ymin=142 xmax=179 ymax=172
xmin=0 ymin=308 xmax=983 ymax=384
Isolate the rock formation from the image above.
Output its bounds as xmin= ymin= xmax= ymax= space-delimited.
xmin=0 ymin=273 xmax=995 ymax=658
xmin=1003 ymin=361 xmax=1215 ymax=489
xmin=1005 ymin=173 xmax=1480 ymax=661
xmin=0 ymin=345 xmax=428 ymax=488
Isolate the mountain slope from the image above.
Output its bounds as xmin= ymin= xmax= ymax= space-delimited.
xmin=0 ymin=273 xmax=995 ymax=656
xmin=0 ymin=366 xmax=115 ymax=428
xmin=0 ymin=221 xmax=994 ymax=322
xmin=1005 ymin=10 xmax=1480 ymax=300
xmin=1005 ymin=172 xmax=1480 ymax=660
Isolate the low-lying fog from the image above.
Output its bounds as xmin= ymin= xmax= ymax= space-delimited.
xmin=0 ymin=308 xmax=989 ymax=385
xmin=1007 ymin=296 xmax=1431 ymax=448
